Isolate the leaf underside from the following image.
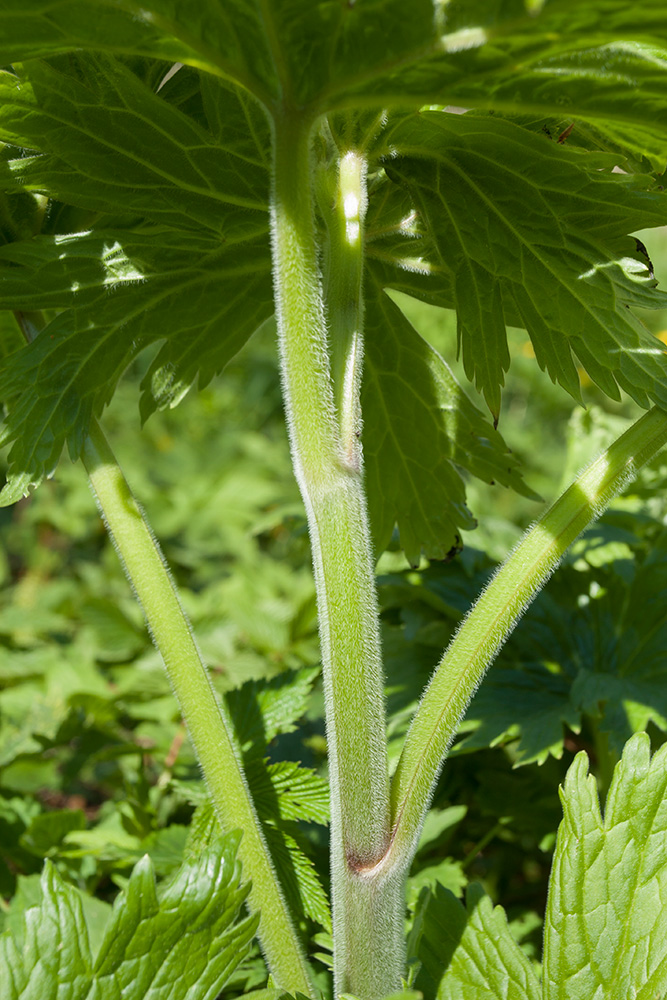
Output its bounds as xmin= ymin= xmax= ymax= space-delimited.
xmin=0 ymin=4 xmax=666 ymax=565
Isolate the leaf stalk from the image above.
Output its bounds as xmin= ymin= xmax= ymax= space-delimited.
xmin=389 ymin=404 xmax=667 ymax=865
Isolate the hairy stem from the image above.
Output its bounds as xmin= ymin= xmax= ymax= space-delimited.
xmin=390 ymin=405 xmax=667 ymax=866
xmin=81 ymin=420 xmax=313 ymax=996
xmin=14 ymin=309 xmax=313 ymax=992
xmin=271 ymin=112 xmax=396 ymax=998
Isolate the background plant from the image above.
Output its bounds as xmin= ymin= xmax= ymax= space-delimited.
xmin=2 ymin=3 xmax=667 ymax=1000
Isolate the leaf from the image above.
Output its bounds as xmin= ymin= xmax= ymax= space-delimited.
xmin=0 ymin=57 xmax=268 ymax=238
xmin=382 ymin=112 xmax=667 ymax=417
xmin=461 ymin=526 xmax=667 ymax=764
xmin=0 ymin=2 xmax=208 ymax=69
xmin=0 ymin=228 xmax=273 ymax=503
xmin=224 ymin=667 xmax=319 ymax=760
xmin=363 ymin=282 xmax=537 ymax=564
xmin=543 ymin=733 xmax=667 ymax=999
xmin=0 ymin=863 xmax=93 ymax=1000
xmin=0 ymin=830 xmax=258 ymax=1000
xmin=187 ymin=797 xmax=331 ymax=936
xmin=413 ymin=882 xmax=541 ymax=1000
xmin=246 ymin=760 xmax=330 ymax=826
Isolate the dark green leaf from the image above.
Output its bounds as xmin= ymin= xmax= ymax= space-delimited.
xmin=382 ymin=112 xmax=667 ymax=416
xmin=363 ymin=283 xmax=537 ymax=564
xmin=461 ymin=526 xmax=667 ymax=763
xmin=0 ymin=229 xmax=273 ymax=503
xmin=0 ymin=57 xmax=268 ymax=238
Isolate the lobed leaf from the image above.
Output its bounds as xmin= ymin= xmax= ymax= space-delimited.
xmin=461 ymin=526 xmax=667 ymax=763
xmin=0 ymin=229 xmax=273 ymax=503
xmin=363 ymin=282 xmax=537 ymax=564
xmin=0 ymin=57 xmax=268 ymax=239
xmin=383 ymin=112 xmax=667 ymax=418
xmin=413 ymin=881 xmax=540 ymax=1000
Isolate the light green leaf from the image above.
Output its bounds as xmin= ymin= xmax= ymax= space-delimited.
xmin=413 ymin=882 xmax=541 ymax=1000
xmin=363 ymin=283 xmax=537 ymax=564
xmin=383 ymin=112 xmax=667 ymax=416
xmin=0 ymin=830 xmax=256 ymax=1000
xmin=0 ymin=863 xmax=93 ymax=1000
xmin=544 ymin=733 xmax=667 ymax=999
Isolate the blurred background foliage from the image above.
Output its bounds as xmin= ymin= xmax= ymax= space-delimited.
xmin=2 ymin=226 xmax=667 ymax=985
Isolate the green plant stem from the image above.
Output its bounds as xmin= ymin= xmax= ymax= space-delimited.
xmin=81 ymin=419 xmax=314 ymax=996
xmin=14 ymin=308 xmax=313 ymax=992
xmin=389 ymin=404 xmax=667 ymax=867
xmin=270 ymin=112 xmax=395 ymax=998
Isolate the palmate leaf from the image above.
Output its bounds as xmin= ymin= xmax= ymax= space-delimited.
xmin=363 ymin=283 xmax=537 ymax=565
xmin=3 ymin=1 xmax=667 ymax=162
xmin=382 ymin=112 xmax=667 ymax=420
xmin=0 ymin=831 xmax=257 ymax=1000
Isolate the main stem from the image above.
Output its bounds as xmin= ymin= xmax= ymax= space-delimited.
xmin=270 ymin=113 xmax=399 ymax=998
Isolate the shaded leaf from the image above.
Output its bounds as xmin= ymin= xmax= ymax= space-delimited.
xmin=383 ymin=112 xmax=667 ymax=416
xmin=364 ymin=283 xmax=536 ymax=564
xmin=0 ymin=228 xmax=273 ymax=503
xmin=0 ymin=57 xmax=268 ymax=239
xmin=413 ymin=881 xmax=540 ymax=1000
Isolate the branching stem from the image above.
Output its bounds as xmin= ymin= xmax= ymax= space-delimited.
xmin=389 ymin=404 xmax=667 ymax=865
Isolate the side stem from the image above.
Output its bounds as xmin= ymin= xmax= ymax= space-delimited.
xmin=270 ymin=113 xmax=396 ymax=998
xmin=389 ymin=404 xmax=667 ymax=866
xmin=15 ymin=310 xmax=313 ymax=993
xmin=81 ymin=422 xmax=314 ymax=996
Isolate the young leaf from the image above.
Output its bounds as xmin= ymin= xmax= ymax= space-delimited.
xmin=0 ymin=862 xmax=93 ymax=1000
xmin=413 ymin=882 xmax=540 ymax=1000
xmin=0 ymin=830 xmax=257 ymax=1000
xmin=543 ymin=732 xmax=667 ymax=999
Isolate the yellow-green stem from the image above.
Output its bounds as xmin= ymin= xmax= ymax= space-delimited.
xmin=82 ymin=420 xmax=313 ymax=996
xmin=389 ymin=405 xmax=667 ymax=866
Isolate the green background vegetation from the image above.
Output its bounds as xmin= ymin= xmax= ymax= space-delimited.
xmin=3 ymin=238 xmax=667 ymax=985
